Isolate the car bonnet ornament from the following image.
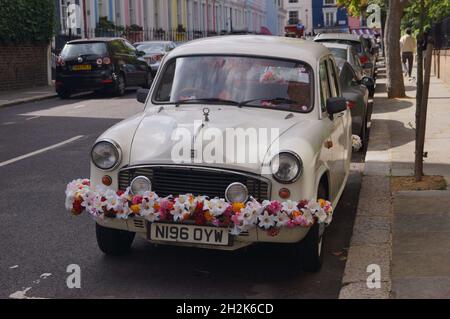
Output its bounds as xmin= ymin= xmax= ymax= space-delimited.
xmin=203 ymin=108 xmax=210 ymax=122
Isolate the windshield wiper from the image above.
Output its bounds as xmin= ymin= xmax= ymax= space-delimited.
xmin=174 ymin=98 xmax=240 ymax=107
xmin=238 ymin=97 xmax=299 ymax=107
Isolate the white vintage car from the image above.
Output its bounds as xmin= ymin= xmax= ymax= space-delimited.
xmin=78 ymin=36 xmax=352 ymax=272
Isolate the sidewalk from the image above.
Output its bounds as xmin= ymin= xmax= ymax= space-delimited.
xmin=339 ymin=63 xmax=450 ymax=298
xmin=0 ymin=85 xmax=57 ymax=108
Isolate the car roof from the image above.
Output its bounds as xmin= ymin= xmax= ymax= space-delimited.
xmin=166 ymin=35 xmax=331 ymax=66
xmin=134 ymin=41 xmax=173 ymax=45
xmin=67 ymin=37 xmax=124 ymax=44
xmin=315 ymin=33 xmax=361 ymax=42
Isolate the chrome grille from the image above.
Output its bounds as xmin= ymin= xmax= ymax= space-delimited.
xmin=119 ymin=166 xmax=270 ymax=202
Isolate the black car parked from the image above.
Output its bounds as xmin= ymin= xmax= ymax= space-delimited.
xmin=55 ymin=38 xmax=153 ymax=99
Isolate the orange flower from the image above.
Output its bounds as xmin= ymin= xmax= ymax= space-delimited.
xmin=204 ymin=211 xmax=214 ymax=222
xmin=292 ymin=210 xmax=302 ymax=218
xmin=153 ymin=203 xmax=160 ymax=211
xmin=232 ymin=202 xmax=245 ymax=213
xmin=318 ymin=199 xmax=327 ymax=208
xmin=130 ymin=204 xmax=141 ymax=215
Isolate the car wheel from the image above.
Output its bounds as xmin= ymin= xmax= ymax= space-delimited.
xmin=144 ymin=72 xmax=154 ymax=89
xmin=57 ymin=89 xmax=71 ymax=99
xmin=293 ymin=183 xmax=327 ymax=272
xmin=114 ymin=73 xmax=126 ymax=97
xmin=96 ymin=223 xmax=135 ymax=256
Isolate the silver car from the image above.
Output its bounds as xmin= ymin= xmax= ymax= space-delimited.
xmin=134 ymin=41 xmax=176 ymax=75
xmin=335 ymin=58 xmax=373 ymax=147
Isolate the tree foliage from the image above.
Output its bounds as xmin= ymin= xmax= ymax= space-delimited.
xmin=0 ymin=0 xmax=55 ymax=44
xmin=337 ymin=0 xmax=388 ymax=17
xmin=402 ymin=0 xmax=450 ymax=34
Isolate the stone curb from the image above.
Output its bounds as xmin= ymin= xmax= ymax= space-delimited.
xmin=0 ymin=93 xmax=58 ymax=109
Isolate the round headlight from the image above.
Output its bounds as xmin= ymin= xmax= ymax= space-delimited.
xmin=271 ymin=152 xmax=303 ymax=184
xmin=130 ymin=176 xmax=152 ymax=195
xmin=91 ymin=140 xmax=121 ymax=171
xmin=225 ymin=182 xmax=249 ymax=203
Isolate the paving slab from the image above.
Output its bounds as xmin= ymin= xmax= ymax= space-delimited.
xmin=350 ymin=216 xmax=391 ymax=246
xmin=339 ymin=281 xmax=391 ymax=299
xmin=391 ymin=277 xmax=450 ymax=299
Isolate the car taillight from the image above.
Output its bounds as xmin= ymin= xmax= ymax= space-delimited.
xmin=103 ymin=57 xmax=111 ymax=65
xmin=360 ymin=55 xmax=369 ymax=65
xmin=347 ymin=101 xmax=356 ymax=109
xmin=56 ymin=57 xmax=65 ymax=67
xmin=96 ymin=58 xmax=103 ymax=65
xmin=154 ymin=54 xmax=163 ymax=62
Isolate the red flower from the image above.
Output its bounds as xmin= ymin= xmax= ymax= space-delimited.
xmin=116 ymin=190 xmax=125 ymax=196
xmin=267 ymin=227 xmax=280 ymax=237
xmin=132 ymin=196 xmax=143 ymax=205
xmin=72 ymin=199 xmax=83 ymax=216
xmin=298 ymin=200 xmax=309 ymax=210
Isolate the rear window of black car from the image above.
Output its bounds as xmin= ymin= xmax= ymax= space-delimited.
xmin=61 ymin=42 xmax=108 ymax=58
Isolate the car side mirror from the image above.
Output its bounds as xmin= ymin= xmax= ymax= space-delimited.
xmin=326 ymin=97 xmax=347 ymax=119
xmin=364 ymin=62 xmax=374 ymax=69
xmin=137 ymin=50 xmax=146 ymax=57
xmin=361 ymin=76 xmax=374 ymax=88
xmin=137 ymin=88 xmax=149 ymax=104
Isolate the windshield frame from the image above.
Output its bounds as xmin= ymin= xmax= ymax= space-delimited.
xmin=150 ymin=54 xmax=316 ymax=114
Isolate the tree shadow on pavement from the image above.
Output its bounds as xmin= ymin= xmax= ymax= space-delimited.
xmin=369 ymin=119 xmax=416 ymax=151
xmin=371 ymin=96 xmax=414 ymax=114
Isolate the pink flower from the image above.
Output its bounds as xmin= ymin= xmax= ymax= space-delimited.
xmin=297 ymin=200 xmax=309 ymax=210
xmin=268 ymin=201 xmax=282 ymax=215
xmin=132 ymin=196 xmax=143 ymax=205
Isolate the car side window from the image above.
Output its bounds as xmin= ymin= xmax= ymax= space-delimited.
xmin=327 ymin=59 xmax=340 ymax=97
xmin=110 ymin=40 xmax=128 ymax=55
xmin=319 ymin=60 xmax=331 ymax=113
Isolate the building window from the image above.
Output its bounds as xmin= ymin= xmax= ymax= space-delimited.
xmin=324 ymin=0 xmax=336 ymax=5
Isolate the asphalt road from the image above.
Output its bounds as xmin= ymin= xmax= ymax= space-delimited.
xmin=0 ymin=91 xmax=371 ymax=299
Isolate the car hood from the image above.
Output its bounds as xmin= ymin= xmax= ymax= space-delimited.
xmin=129 ymin=105 xmax=306 ymax=173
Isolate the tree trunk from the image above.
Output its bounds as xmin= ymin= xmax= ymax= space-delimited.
xmin=385 ymin=0 xmax=407 ymax=98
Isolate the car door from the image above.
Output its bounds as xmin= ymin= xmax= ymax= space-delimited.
xmin=326 ymin=57 xmax=348 ymax=197
xmin=318 ymin=58 xmax=342 ymax=201
xmin=124 ymin=40 xmax=148 ymax=86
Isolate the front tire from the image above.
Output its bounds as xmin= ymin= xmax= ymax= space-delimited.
xmin=292 ymin=183 xmax=327 ymax=272
xmin=143 ymin=72 xmax=154 ymax=89
xmin=96 ymin=223 xmax=135 ymax=256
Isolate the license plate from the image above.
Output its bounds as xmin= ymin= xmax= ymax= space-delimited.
xmin=149 ymin=223 xmax=230 ymax=246
xmin=72 ymin=64 xmax=92 ymax=71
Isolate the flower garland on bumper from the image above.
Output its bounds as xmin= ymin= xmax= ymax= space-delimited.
xmin=65 ymin=179 xmax=334 ymax=236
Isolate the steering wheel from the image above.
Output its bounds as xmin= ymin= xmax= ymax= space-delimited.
xmin=177 ymin=87 xmax=210 ymax=99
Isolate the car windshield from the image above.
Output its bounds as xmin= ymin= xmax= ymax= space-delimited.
xmin=61 ymin=42 xmax=108 ymax=58
xmin=136 ymin=43 xmax=166 ymax=54
xmin=316 ymin=39 xmax=363 ymax=54
xmin=153 ymin=56 xmax=313 ymax=113
xmin=328 ymin=48 xmax=347 ymax=60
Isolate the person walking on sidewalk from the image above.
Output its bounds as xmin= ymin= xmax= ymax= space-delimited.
xmin=400 ymin=28 xmax=417 ymax=78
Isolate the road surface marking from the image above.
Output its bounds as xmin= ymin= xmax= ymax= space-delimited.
xmin=1 ymin=122 xmax=16 ymax=126
xmin=9 ymin=265 xmax=19 ymax=269
xmin=25 ymin=116 xmax=41 ymax=121
xmin=9 ymin=287 xmax=47 ymax=300
xmin=0 ymin=135 xmax=84 ymax=168
xmin=74 ymin=104 xmax=86 ymax=109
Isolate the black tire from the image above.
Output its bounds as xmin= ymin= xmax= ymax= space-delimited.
xmin=143 ymin=72 xmax=154 ymax=89
xmin=57 ymin=89 xmax=71 ymax=99
xmin=114 ymin=73 xmax=126 ymax=96
xmin=96 ymin=223 xmax=135 ymax=256
xmin=293 ymin=183 xmax=327 ymax=272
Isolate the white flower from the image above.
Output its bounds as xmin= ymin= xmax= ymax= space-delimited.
xmin=281 ymin=200 xmax=298 ymax=214
xmin=352 ymin=135 xmax=362 ymax=151
xmin=144 ymin=210 xmax=161 ymax=223
xmin=301 ymin=210 xmax=315 ymax=226
xmin=274 ymin=212 xmax=290 ymax=227
xmin=209 ymin=198 xmax=228 ymax=217
xmin=104 ymin=190 xmax=122 ymax=212
xmin=171 ymin=201 xmax=190 ymax=222
xmin=258 ymin=211 xmax=276 ymax=230
xmin=315 ymin=208 xmax=328 ymax=224
xmin=306 ymin=201 xmax=321 ymax=215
